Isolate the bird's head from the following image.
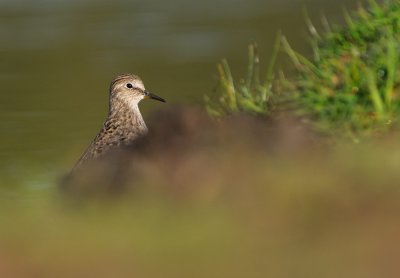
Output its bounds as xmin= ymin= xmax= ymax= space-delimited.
xmin=109 ymin=74 xmax=165 ymax=110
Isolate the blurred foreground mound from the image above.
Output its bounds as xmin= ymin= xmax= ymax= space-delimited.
xmin=62 ymin=106 xmax=317 ymax=198
xmin=3 ymin=106 xmax=400 ymax=277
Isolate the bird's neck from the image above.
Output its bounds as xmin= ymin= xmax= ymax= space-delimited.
xmin=108 ymin=100 xmax=148 ymax=135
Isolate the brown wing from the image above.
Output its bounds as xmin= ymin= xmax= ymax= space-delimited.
xmin=72 ymin=111 xmax=147 ymax=171
xmin=74 ymin=121 xmax=124 ymax=169
xmin=73 ymin=126 xmax=121 ymax=169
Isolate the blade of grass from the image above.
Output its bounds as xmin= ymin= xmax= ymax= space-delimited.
xmin=218 ymin=60 xmax=237 ymax=111
xmin=384 ymin=32 xmax=397 ymax=108
xmin=304 ymin=8 xmax=320 ymax=39
xmin=281 ymin=35 xmax=322 ymax=76
xmin=343 ymin=7 xmax=355 ymax=28
xmin=253 ymin=43 xmax=261 ymax=88
xmin=321 ymin=13 xmax=332 ymax=33
xmin=264 ymin=31 xmax=281 ymax=89
xmin=365 ymin=66 xmax=385 ymax=119
xmin=246 ymin=44 xmax=255 ymax=89
xmin=281 ymin=36 xmax=304 ymax=70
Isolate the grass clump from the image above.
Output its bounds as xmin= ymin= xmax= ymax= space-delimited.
xmin=205 ymin=36 xmax=280 ymax=117
xmin=283 ymin=0 xmax=400 ymax=138
xmin=207 ymin=0 xmax=400 ymax=139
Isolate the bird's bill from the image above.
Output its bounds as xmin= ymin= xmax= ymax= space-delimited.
xmin=144 ymin=91 xmax=166 ymax=102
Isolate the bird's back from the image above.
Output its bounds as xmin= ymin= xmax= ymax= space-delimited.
xmin=73 ymin=111 xmax=147 ymax=169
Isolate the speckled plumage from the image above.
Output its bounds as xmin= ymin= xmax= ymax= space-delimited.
xmin=73 ymin=74 xmax=165 ymax=169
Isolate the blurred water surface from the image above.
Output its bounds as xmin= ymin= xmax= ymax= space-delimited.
xmin=0 ymin=0 xmax=357 ymax=188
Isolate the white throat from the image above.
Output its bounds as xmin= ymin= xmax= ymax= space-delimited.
xmin=128 ymin=98 xmax=148 ymax=132
xmin=127 ymin=97 xmax=143 ymax=114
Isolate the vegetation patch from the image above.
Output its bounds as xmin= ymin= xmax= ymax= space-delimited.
xmin=207 ymin=0 xmax=400 ymax=140
xmin=205 ymin=38 xmax=280 ymax=117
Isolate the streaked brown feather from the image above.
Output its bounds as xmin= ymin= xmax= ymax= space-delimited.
xmin=73 ymin=74 xmax=148 ymax=170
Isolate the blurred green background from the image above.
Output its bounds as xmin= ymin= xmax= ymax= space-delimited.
xmin=8 ymin=1 xmax=400 ymax=278
xmin=0 ymin=0 xmax=357 ymax=189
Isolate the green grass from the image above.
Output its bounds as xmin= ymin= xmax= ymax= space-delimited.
xmin=205 ymin=34 xmax=281 ymax=117
xmin=284 ymin=0 xmax=400 ymax=138
xmin=207 ymin=0 xmax=400 ymax=140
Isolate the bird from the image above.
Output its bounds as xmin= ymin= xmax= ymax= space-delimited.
xmin=73 ymin=73 xmax=165 ymax=170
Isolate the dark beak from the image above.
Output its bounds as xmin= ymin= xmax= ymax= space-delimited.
xmin=144 ymin=90 xmax=166 ymax=103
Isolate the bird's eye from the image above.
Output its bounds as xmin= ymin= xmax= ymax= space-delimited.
xmin=126 ymin=83 xmax=133 ymax=88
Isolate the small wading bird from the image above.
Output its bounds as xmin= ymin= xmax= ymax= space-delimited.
xmin=73 ymin=74 xmax=165 ymax=170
